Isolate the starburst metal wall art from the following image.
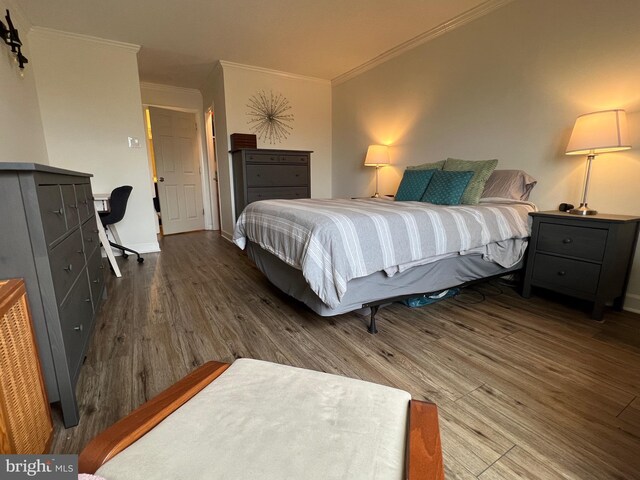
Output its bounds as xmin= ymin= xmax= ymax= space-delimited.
xmin=246 ymin=90 xmax=294 ymax=144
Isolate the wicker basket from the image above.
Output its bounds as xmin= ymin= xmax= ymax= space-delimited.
xmin=0 ymin=279 xmax=53 ymax=454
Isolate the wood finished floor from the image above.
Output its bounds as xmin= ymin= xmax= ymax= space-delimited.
xmin=51 ymin=231 xmax=640 ymax=479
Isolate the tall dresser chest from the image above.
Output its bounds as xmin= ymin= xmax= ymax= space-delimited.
xmin=0 ymin=164 xmax=105 ymax=427
xmin=232 ymin=148 xmax=312 ymax=219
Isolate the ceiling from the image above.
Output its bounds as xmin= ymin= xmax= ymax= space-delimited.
xmin=20 ymin=0 xmax=490 ymax=90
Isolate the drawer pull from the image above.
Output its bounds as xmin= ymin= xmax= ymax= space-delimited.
xmin=87 ymin=237 xmax=93 ymax=243
xmin=77 ymin=249 xmax=84 ymax=254
xmin=93 ymin=229 xmax=99 ymax=234
xmin=69 ymin=203 xmax=78 ymax=209
xmin=99 ymin=264 xmax=105 ymax=270
xmin=84 ymin=298 xmax=91 ymax=303
xmin=562 ymin=238 xmax=573 ymax=244
xmin=63 ymin=264 xmax=73 ymax=272
xmin=557 ymin=270 xmax=566 ymax=276
xmin=74 ymin=324 xmax=83 ymax=332
xmin=51 ymin=208 xmax=64 ymax=215
xmin=92 ymin=278 xmax=100 ymax=284
xmin=82 ymin=200 xmax=88 ymax=205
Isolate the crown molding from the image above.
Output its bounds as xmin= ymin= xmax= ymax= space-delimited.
xmin=29 ymin=27 xmax=140 ymax=52
xmin=332 ymin=0 xmax=515 ymax=86
xmin=218 ymin=60 xmax=330 ymax=85
xmin=140 ymin=81 xmax=202 ymax=96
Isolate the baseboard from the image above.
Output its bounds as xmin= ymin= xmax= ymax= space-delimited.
xmin=221 ymin=230 xmax=233 ymax=242
xmin=624 ymin=293 xmax=640 ymax=314
xmin=101 ymin=241 xmax=161 ymax=257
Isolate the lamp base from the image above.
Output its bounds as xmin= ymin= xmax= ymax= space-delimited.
xmin=568 ymin=203 xmax=597 ymax=216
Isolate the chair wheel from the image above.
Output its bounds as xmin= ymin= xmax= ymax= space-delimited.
xmin=137 ymin=257 xmax=144 ymax=264
xmin=122 ymin=253 xmax=129 ymax=259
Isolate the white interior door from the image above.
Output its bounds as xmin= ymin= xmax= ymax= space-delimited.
xmin=149 ymin=107 xmax=205 ymax=235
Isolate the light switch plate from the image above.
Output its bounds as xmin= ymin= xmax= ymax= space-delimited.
xmin=128 ymin=136 xmax=141 ymax=148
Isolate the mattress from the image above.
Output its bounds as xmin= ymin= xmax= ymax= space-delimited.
xmin=234 ymin=197 xmax=536 ymax=308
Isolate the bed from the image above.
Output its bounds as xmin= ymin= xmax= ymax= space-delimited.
xmin=233 ymin=193 xmax=537 ymax=332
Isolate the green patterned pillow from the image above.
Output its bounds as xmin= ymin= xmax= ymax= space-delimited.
xmin=421 ymin=170 xmax=474 ymax=205
xmin=443 ymin=158 xmax=498 ymax=204
xmin=406 ymin=160 xmax=445 ymax=171
xmin=395 ymin=169 xmax=436 ymax=201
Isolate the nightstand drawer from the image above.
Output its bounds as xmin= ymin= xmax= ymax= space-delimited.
xmin=537 ymin=223 xmax=607 ymax=261
xmin=532 ymin=254 xmax=600 ymax=295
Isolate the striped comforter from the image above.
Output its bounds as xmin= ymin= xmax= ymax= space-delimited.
xmin=233 ymin=198 xmax=536 ymax=308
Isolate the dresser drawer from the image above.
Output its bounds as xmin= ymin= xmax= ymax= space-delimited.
xmin=61 ymin=185 xmax=80 ymax=230
xmin=37 ymin=185 xmax=66 ymax=245
xmin=532 ymin=253 xmax=601 ymax=295
xmin=247 ymin=187 xmax=309 ymax=203
xmin=76 ymin=184 xmax=92 ymax=223
xmin=81 ymin=217 xmax=100 ymax=258
xmin=246 ymin=165 xmax=308 ymax=187
xmin=59 ymin=274 xmax=93 ymax=381
xmin=246 ymin=152 xmax=281 ymax=163
xmin=537 ymin=223 xmax=607 ymax=261
xmin=86 ymin=247 xmax=105 ymax=309
xmin=49 ymin=229 xmax=85 ymax=304
xmin=279 ymin=154 xmax=309 ymax=164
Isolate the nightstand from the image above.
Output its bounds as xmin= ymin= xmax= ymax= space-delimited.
xmin=522 ymin=211 xmax=640 ymax=320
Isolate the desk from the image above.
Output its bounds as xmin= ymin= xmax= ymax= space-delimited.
xmin=92 ymin=192 xmax=122 ymax=278
xmin=93 ymin=192 xmax=110 ymax=213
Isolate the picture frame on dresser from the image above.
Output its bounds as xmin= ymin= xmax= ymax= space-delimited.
xmin=522 ymin=210 xmax=640 ymax=320
xmin=0 ymin=163 xmax=106 ymax=428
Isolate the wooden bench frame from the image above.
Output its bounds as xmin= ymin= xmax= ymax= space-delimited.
xmin=79 ymin=361 xmax=444 ymax=480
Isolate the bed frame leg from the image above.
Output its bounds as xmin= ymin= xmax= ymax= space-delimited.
xmin=368 ymin=306 xmax=379 ymax=334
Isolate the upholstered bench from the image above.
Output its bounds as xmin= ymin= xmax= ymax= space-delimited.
xmin=80 ymin=359 xmax=444 ymax=480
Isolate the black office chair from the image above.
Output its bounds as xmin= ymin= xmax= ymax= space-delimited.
xmin=99 ymin=186 xmax=144 ymax=264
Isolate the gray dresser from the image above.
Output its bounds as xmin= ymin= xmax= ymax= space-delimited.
xmin=0 ymin=163 xmax=105 ymax=427
xmin=232 ymin=149 xmax=312 ymax=218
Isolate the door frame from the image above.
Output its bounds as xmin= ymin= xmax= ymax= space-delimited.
xmin=142 ymin=103 xmax=219 ymax=232
xmin=205 ymin=105 xmax=221 ymax=231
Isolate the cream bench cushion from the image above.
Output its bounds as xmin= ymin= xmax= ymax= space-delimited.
xmin=96 ymin=359 xmax=412 ymax=480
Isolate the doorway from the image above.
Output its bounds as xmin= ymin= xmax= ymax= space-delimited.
xmin=145 ymin=106 xmax=205 ymax=235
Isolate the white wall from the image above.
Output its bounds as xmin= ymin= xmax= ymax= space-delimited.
xmin=29 ymin=28 xmax=159 ymax=253
xmin=332 ymin=0 xmax=640 ymax=311
xmin=0 ymin=0 xmax=48 ymax=164
xmin=209 ymin=61 xmax=332 ymax=237
xmin=140 ymin=82 xmax=219 ymax=231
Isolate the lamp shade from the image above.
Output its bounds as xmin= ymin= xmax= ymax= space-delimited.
xmin=364 ymin=145 xmax=390 ymax=166
xmin=566 ymin=109 xmax=631 ymax=155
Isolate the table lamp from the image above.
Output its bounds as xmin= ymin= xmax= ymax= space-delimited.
xmin=565 ymin=109 xmax=631 ymax=215
xmin=364 ymin=145 xmax=390 ymax=198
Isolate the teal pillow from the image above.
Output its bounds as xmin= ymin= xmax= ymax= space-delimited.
xmin=421 ymin=170 xmax=474 ymax=205
xmin=444 ymin=158 xmax=498 ymax=204
xmin=395 ymin=169 xmax=436 ymax=201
